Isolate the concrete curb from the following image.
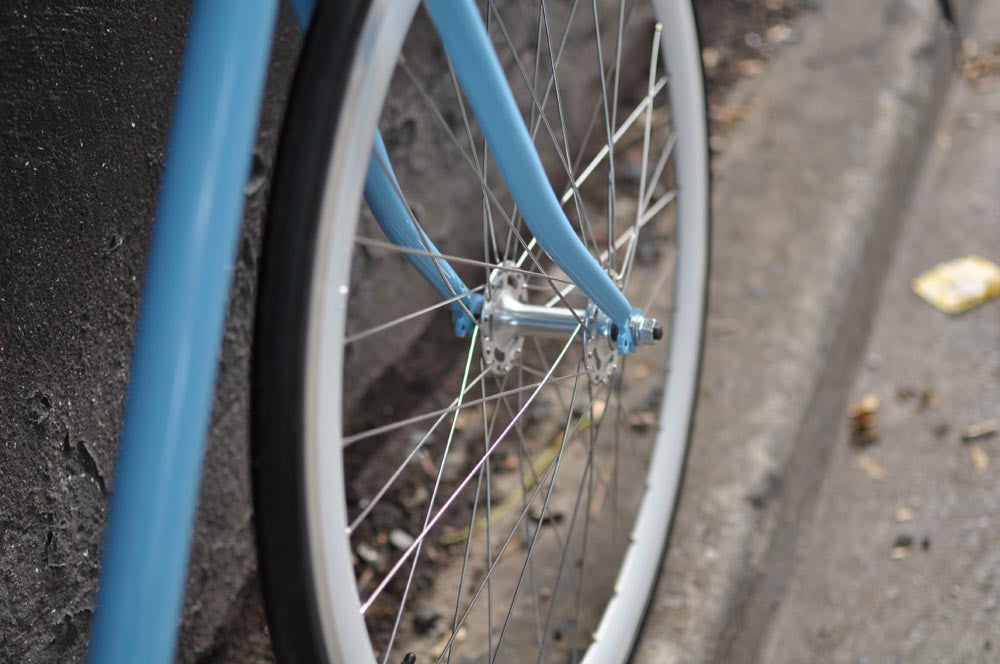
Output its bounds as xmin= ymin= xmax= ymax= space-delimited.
xmin=634 ymin=1 xmax=956 ymax=661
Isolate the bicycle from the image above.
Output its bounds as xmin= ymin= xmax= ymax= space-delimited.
xmin=88 ymin=0 xmax=709 ymax=662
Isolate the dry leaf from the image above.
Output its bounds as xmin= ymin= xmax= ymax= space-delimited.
xmin=890 ymin=546 xmax=911 ymax=560
xmin=848 ymin=393 xmax=880 ymax=446
xmin=856 ymin=453 xmax=889 ymax=482
xmin=970 ymin=444 xmax=989 ymax=475
xmin=894 ymin=497 xmax=920 ymax=523
xmin=961 ymin=418 xmax=999 ymax=442
xmin=891 ymin=534 xmax=913 ymax=560
xmin=702 ymin=47 xmax=720 ymax=70
xmin=918 ymin=388 xmax=940 ymax=411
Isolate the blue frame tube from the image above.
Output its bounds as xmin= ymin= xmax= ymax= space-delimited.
xmin=296 ymin=0 xmax=484 ymax=336
xmin=88 ymin=2 xmax=277 ymax=662
xmin=423 ymin=0 xmax=640 ymax=353
xmin=365 ymin=132 xmax=483 ymax=336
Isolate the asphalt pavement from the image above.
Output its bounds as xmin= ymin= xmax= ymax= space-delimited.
xmin=633 ymin=0 xmax=997 ymax=661
xmin=759 ymin=2 xmax=1000 ymax=661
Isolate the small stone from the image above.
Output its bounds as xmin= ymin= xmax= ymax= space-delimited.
xmin=701 ymin=47 xmax=720 ymax=70
xmin=389 ymin=528 xmax=415 ymax=550
xmin=356 ymin=542 xmax=381 ymax=565
xmin=766 ymin=24 xmax=794 ymax=45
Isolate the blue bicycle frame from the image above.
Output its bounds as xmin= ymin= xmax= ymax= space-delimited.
xmin=89 ymin=0 xmax=646 ymax=661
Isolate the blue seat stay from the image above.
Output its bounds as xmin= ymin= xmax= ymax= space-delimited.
xmin=422 ymin=0 xmax=640 ymax=352
xmin=365 ymin=132 xmax=483 ymax=337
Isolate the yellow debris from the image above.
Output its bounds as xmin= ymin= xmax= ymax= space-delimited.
xmin=970 ymin=443 xmax=990 ymax=476
xmin=856 ymin=453 xmax=889 ymax=482
xmin=912 ymin=255 xmax=1000 ymax=314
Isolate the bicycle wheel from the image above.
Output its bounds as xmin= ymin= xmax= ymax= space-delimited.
xmin=252 ymin=0 xmax=709 ymax=661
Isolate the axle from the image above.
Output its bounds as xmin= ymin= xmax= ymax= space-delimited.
xmin=480 ymin=265 xmax=661 ymax=380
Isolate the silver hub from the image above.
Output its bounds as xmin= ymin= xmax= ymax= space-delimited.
xmin=584 ymin=304 xmax=619 ymax=384
xmin=480 ymin=264 xmax=527 ymax=374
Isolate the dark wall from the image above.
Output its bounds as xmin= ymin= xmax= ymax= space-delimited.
xmin=0 ymin=2 xmax=298 ymax=661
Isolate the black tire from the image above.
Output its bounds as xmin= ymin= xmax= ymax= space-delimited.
xmin=251 ymin=1 xmax=368 ymax=662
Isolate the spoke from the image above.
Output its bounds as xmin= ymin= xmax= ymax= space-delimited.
xmin=493 ymin=363 xmax=588 ymax=659
xmin=514 ymin=361 xmax=546 ymax=651
xmin=449 ymin=363 xmax=511 ymax=664
xmin=622 ymin=23 xmax=662 ymax=288
xmin=381 ymin=330 xmax=480 ymax=663
xmin=642 ymin=130 xmax=677 ymax=214
xmin=481 ymin=360 xmax=506 ymax=661
xmin=642 ymin=244 xmax=676 ymax=312
xmin=490 ymin=371 xmax=568 ymax=554
xmin=638 ymin=188 xmax=676 ymax=226
xmin=443 ymin=54 xmax=500 ymax=275
xmin=571 ymin=377 xmax=616 ymax=657
xmin=536 ymin=424 xmax=597 ymax=662
xmin=344 ymin=370 xmax=584 ymax=452
xmin=362 ymin=328 xmax=580 ymax=615
xmin=590 ymin=0 xmax=617 ymax=273
xmin=610 ymin=0 xmax=626 ymax=142
xmin=500 ymin=373 xmax=545 ymax=501
xmin=345 ymin=284 xmax=486 ymax=345
xmin=396 ymin=57 xmax=590 ymax=325
xmin=446 ymin=447 xmax=485 ymax=664
xmin=530 ymin=337 xmax=571 ymax=416
xmin=558 ymin=76 xmax=668 ymax=208
xmin=486 ymin=4 xmax=577 ymax=188
xmin=347 ymin=367 xmax=490 ymax=532
xmin=485 ymin=3 xmax=604 ymax=256
xmin=433 ymin=382 xmax=607 ymax=662
xmin=542 ymin=188 xmax=674 ymax=307
xmin=539 ymin=0 xmax=602 ymax=259
xmin=503 ymin=0 xmax=584 ymax=262
xmin=370 ymin=148 xmax=481 ymax=328
xmin=354 ymin=236 xmax=575 ymax=286
xmin=512 ymin=75 xmax=668 ymax=271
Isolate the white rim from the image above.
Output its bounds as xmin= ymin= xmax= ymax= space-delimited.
xmin=583 ymin=0 xmax=707 ymax=660
xmin=302 ymin=1 xmax=708 ymax=662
